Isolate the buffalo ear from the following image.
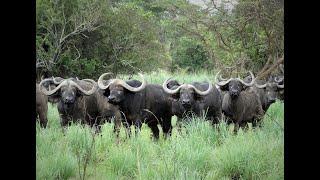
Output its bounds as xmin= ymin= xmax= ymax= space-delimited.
xmin=170 ymin=93 xmax=180 ymax=100
xmin=48 ymin=94 xmax=60 ymax=103
xmin=48 ymin=89 xmax=61 ymax=100
xmin=195 ymin=94 xmax=205 ymax=102
xmin=242 ymin=84 xmax=250 ymax=91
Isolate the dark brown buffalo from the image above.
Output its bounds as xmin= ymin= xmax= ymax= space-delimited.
xmin=253 ymin=76 xmax=284 ymax=111
xmin=216 ymin=71 xmax=265 ymax=129
xmin=36 ymin=83 xmax=48 ymax=128
xmin=244 ymin=75 xmax=284 ymax=111
xmin=39 ymin=77 xmax=121 ymax=135
xmin=97 ymin=73 xmax=173 ymax=139
xmin=162 ymin=78 xmax=222 ymax=126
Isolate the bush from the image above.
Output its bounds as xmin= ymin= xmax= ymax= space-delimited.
xmin=172 ymin=37 xmax=211 ymax=72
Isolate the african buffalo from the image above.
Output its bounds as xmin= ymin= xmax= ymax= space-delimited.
xmin=36 ymin=83 xmax=48 ymax=128
xmin=216 ymin=71 xmax=265 ymax=129
xmin=162 ymin=78 xmax=222 ymax=126
xmin=252 ymin=76 xmax=284 ymax=111
xmin=97 ymin=73 xmax=173 ymax=139
xmin=244 ymin=75 xmax=284 ymax=111
xmin=39 ymin=77 xmax=122 ymax=135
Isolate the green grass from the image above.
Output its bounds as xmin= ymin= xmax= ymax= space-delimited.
xmin=36 ymin=71 xmax=284 ymax=180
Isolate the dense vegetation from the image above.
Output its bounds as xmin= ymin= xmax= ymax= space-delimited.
xmin=36 ymin=72 xmax=284 ymax=179
xmin=36 ymin=0 xmax=284 ymax=79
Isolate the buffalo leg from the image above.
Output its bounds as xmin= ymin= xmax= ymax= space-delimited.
xmin=59 ymin=115 xmax=72 ymax=134
xmin=37 ymin=104 xmax=48 ymax=128
xmin=252 ymin=118 xmax=263 ymax=128
xmin=38 ymin=110 xmax=48 ymax=128
xmin=161 ymin=118 xmax=172 ymax=139
xmin=147 ymin=122 xmax=159 ymax=140
xmin=123 ymin=121 xmax=132 ymax=138
xmin=113 ymin=111 xmax=122 ymax=139
xmin=134 ymin=120 xmax=142 ymax=137
xmin=253 ymin=106 xmax=265 ymax=128
xmin=213 ymin=109 xmax=222 ymax=125
xmin=176 ymin=117 xmax=183 ymax=134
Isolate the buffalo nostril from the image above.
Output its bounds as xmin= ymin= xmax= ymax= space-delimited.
xmin=181 ymin=100 xmax=191 ymax=106
xmin=65 ymin=97 xmax=73 ymax=103
xmin=108 ymin=96 xmax=115 ymax=101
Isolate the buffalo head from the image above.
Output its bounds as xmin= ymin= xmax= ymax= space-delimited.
xmin=255 ymin=76 xmax=284 ymax=104
xmin=215 ymin=71 xmax=256 ymax=99
xmin=162 ymin=78 xmax=212 ymax=108
xmin=39 ymin=77 xmax=97 ymax=109
xmin=97 ymin=73 xmax=146 ymax=104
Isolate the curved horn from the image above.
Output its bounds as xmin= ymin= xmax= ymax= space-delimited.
xmin=216 ymin=70 xmax=228 ymax=81
xmin=97 ymin=73 xmax=114 ymax=90
xmin=189 ymin=81 xmax=212 ymax=96
xmin=39 ymin=79 xmax=67 ymax=96
xmin=52 ymin=76 xmax=64 ymax=84
xmin=237 ymin=71 xmax=255 ymax=87
xmin=162 ymin=78 xmax=183 ymax=94
xmin=255 ymin=83 xmax=267 ymax=89
xmin=274 ymin=76 xmax=284 ymax=83
xmin=69 ymin=79 xmax=97 ymax=96
xmin=219 ymin=74 xmax=228 ymax=81
xmin=118 ymin=73 xmax=147 ymax=92
xmin=215 ymin=71 xmax=233 ymax=86
xmin=277 ymin=84 xmax=284 ymax=89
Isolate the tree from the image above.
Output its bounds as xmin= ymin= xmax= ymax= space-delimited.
xmin=36 ymin=0 xmax=104 ymax=78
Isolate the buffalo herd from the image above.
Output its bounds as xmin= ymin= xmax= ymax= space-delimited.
xmin=36 ymin=71 xmax=284 ymax=138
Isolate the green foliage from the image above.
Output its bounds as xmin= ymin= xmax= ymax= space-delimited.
xmin=37 ymin=0 xmax=283 ymax=79
xmin=172 ymin=37 xmax=211 ymax=72
xmin=36 ymin=0 xmax=168 ymax=78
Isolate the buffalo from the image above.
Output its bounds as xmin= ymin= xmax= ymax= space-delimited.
xmin=162 ymin=78 xmax=222 ymax=126
xmin=36 ymin=83 xmax=48 ymax=128
xmin=39 ymin=77 xmax=122 ymax=135
xmin=253 ymin=76 xmax=284 ymax=112
xmin=215 ymin=71 xmax=265 ymax=129
xmin=36 ymin=77 xmax=61 ymax=128
xmin=97 ymin=73 xmax=173 ymax=139
xmin=244 ymin=75 xmax=284 ymax=111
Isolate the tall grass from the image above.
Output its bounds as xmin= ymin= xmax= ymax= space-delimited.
xmin=117 ymin=69 xmax=218 ymax=84
xmin=36 ymin=71 xmax=284 ymax=179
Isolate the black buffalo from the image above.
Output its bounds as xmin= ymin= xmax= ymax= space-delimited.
xmin=39 ymin=77 xmax=122 ymax=135
xmin=162 ymin=78 xmax=222 ymax=126
xmin=97 ymin=73 xmax=173 ymax=139
xmin=216 ymin=71 xmax=265 ymax=129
